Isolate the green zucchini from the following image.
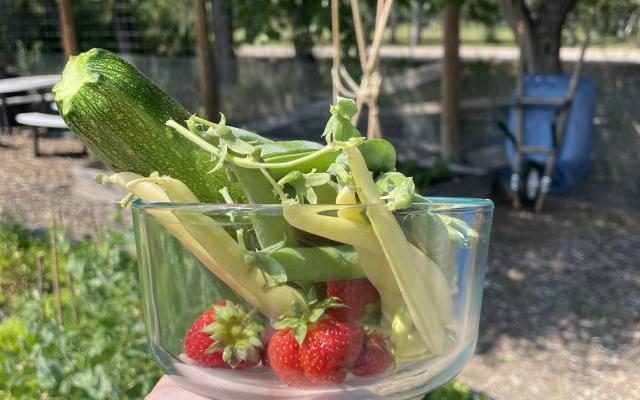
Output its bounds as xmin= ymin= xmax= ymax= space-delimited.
xmin=53 ymin=48 xmax=241 ymax=203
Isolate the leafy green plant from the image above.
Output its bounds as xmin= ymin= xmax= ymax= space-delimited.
xmin=0 ymin=216 xmax=161 ymax=399
xmin=425 ymin=380 xmax=492 ymax=400
xmin=396 ymin=160 xmax=455 ymax=191
xmin=0 ymin=215 xmax=46 ymax=313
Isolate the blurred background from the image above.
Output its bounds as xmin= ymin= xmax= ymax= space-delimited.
xmin=0 ymin=1 xmax=638 ymax=399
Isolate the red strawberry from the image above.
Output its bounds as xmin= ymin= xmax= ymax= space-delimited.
xmin=346 ymin=323 xmax=365 ymax=368
xmin=268 ymin=291 xmax=364 ymax=386
xmin=299 ymin=319 xmax=357 ymax=384
xmin=267 ymin=328 xmax=307 ymax=386
xmin=327 ymin=278 xmax=380 ymax=321
xmin=350 ymin=332 xmax=392 ymax=377
xmin=184 ymin=300 xmax=265 ymax=369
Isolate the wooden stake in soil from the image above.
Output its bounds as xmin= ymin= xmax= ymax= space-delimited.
xmin=441 ymin=1 xmax=460 ymax=162
xmin=331 ymin=0 xmax=394 ymax=139
xmin=36 ymin=251 xmax=45 ymax=296
xmin=57 ymin=0 xmax=78 ymax=58
xmin=54 ymin=211 xmax=79 ymax=323
xmin=36 ymin=251 xmax=46 ymax=321
xmin=89 ymin=206 xmax=100 ymax=243
xmin=331 ymin=0 xmax=341 ymax=103
xmin=49 ymin=212 xmax=63 ymax=326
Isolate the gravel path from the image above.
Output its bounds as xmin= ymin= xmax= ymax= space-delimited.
xmin=1 ymin=130 xmax=638 ymax=399
xmin=459 ymin=198 xmax=640 ymax=400
xmin=0 ymin=131 xmax=125 ymax=238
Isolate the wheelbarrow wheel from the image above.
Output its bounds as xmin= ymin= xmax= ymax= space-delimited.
xmin=518 ymin=161 xmax=543 ymax=208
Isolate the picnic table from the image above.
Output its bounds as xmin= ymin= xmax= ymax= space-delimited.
xmin=0 ymin=74 xmax=61 ymax=135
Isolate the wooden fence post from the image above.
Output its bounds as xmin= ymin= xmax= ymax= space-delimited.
xmin=441 ymin=1 xmax=460 ymax=162
xmin=57 ymin=0 xmax=78 ymax=58
xmin=193 ymin=0 xmax=219 ymax=119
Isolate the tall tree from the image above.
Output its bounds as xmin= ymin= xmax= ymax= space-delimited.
xmin=410 ymin=0 xmax=423 ymax=47
xmin=500 ymin=0 xmax=578 ymax=73
xmin=289 ymin=2 xmax=323 ymax=87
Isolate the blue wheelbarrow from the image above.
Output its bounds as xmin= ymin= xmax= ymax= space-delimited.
xmin=499 ymin=36 xmax=597 ymax=211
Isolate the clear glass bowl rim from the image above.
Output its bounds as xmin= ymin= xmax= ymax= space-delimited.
xmin=131 ymin=196 xmax=494 ymax=214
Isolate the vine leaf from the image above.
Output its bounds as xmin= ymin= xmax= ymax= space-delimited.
xmin=237 ymin=230 xmax=288 ymax=288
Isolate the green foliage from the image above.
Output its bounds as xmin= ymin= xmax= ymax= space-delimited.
xmin=0 ymin=216 xmax=161 ymax=399
xmin=396 ymin=160 xmax=455 ymax=191
xmin=425 ymin=380 xmax=492 ymax=400
xmin=0 ymin=216 xmax=46 ymax=313
xmin=129 ymin=0 xmax=194 ymax=55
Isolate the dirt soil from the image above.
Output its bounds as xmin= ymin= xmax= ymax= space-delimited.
xmin=1 ymin=131 xmax=639 ymax=400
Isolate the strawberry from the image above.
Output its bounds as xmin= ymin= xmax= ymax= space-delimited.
xmin=350 ymin=332 xmax=392 ymax=377
xmin=326 ymin=278 xmax=380 ymax=321
xmin=266 ymin=328 xmax=307 ymax=386
xmin=299 ymin=319 xmax=358 ymax=384
xmin=346 ymin=323 xmax=365 ymax=368
xmin=267 ymin=290 xmax=364 ymax=386
xmin=184 ymin=300 xmax=265 ymax=369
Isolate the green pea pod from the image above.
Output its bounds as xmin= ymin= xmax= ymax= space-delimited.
xmin=269 ymin=245 xmax=365 ymax=282
xmin=359 ymin=139 xmax=396 ymax=173
xmin=263 ymin=139 xmax=396 ymax=180
xmin=257 ymin=140 xmax=323 ymax=159
xmin=231 ymin=166 xmax=298 ymax=247
xmin=268 ymin=150 xmax=341 ymax=180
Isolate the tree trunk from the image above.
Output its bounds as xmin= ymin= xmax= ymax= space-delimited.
xmin=193 ymin=0 xmax=219 ymax=119
xmin=389 ymin=1 xmax=399 ymax=44
xmin=410 ymin=0 xmax=422 ymax=48
xmin=211 ymin=0 xmax=237 ymax=88
xmin=43 ymin=0 xmax=62 ymax=53
xmin=113 ymin=0 xmax=136 ymax=54
xmin=290 ymin=7 xmax=321 ymax=88
xmin=500 ymin=0 xmax=578 ymax=74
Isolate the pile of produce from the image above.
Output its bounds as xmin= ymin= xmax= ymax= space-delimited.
xmin=54 ymin=48 xmax=476 ymax=387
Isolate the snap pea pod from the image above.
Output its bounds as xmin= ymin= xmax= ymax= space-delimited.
xmin=257 ymin=140 xmax=323 ymax=159
xmin=230 ymin=165 xmax=298 ymax=247
xmin=190 ymin=115 xmax=272 ymax=146
xmin=359 ymin=139 xmax=397 ymax=173
xmin=268 ymin=150 xmax=341 ymax=180
xmin=258 ymin=139 xmax=397 ymax=180
xmin=270 ymin=245 xmax=364 ymax=282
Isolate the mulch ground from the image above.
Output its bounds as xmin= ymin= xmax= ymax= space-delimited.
xmin=1 ymin=130 xmax=638 ymax=399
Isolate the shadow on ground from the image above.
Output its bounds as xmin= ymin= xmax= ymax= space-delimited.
xmin=477 ymin=195 xmax=640 ymax=356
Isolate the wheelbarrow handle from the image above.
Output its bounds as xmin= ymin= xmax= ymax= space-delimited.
xmin=497 ymin=119 xmax=517 ymax=145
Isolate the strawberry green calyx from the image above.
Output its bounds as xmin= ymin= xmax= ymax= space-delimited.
xmin=272 ymin=289 xmax=345 ymax=346
xmin=200 ymin=301 xmax=265 ymax=368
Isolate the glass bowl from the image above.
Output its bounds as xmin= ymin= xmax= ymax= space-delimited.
xmin=132 ymin=197 xmax=493 ymax=400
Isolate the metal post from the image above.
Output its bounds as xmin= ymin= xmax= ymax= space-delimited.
xmin=441 ymin=1 xmax=460 ymax=162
